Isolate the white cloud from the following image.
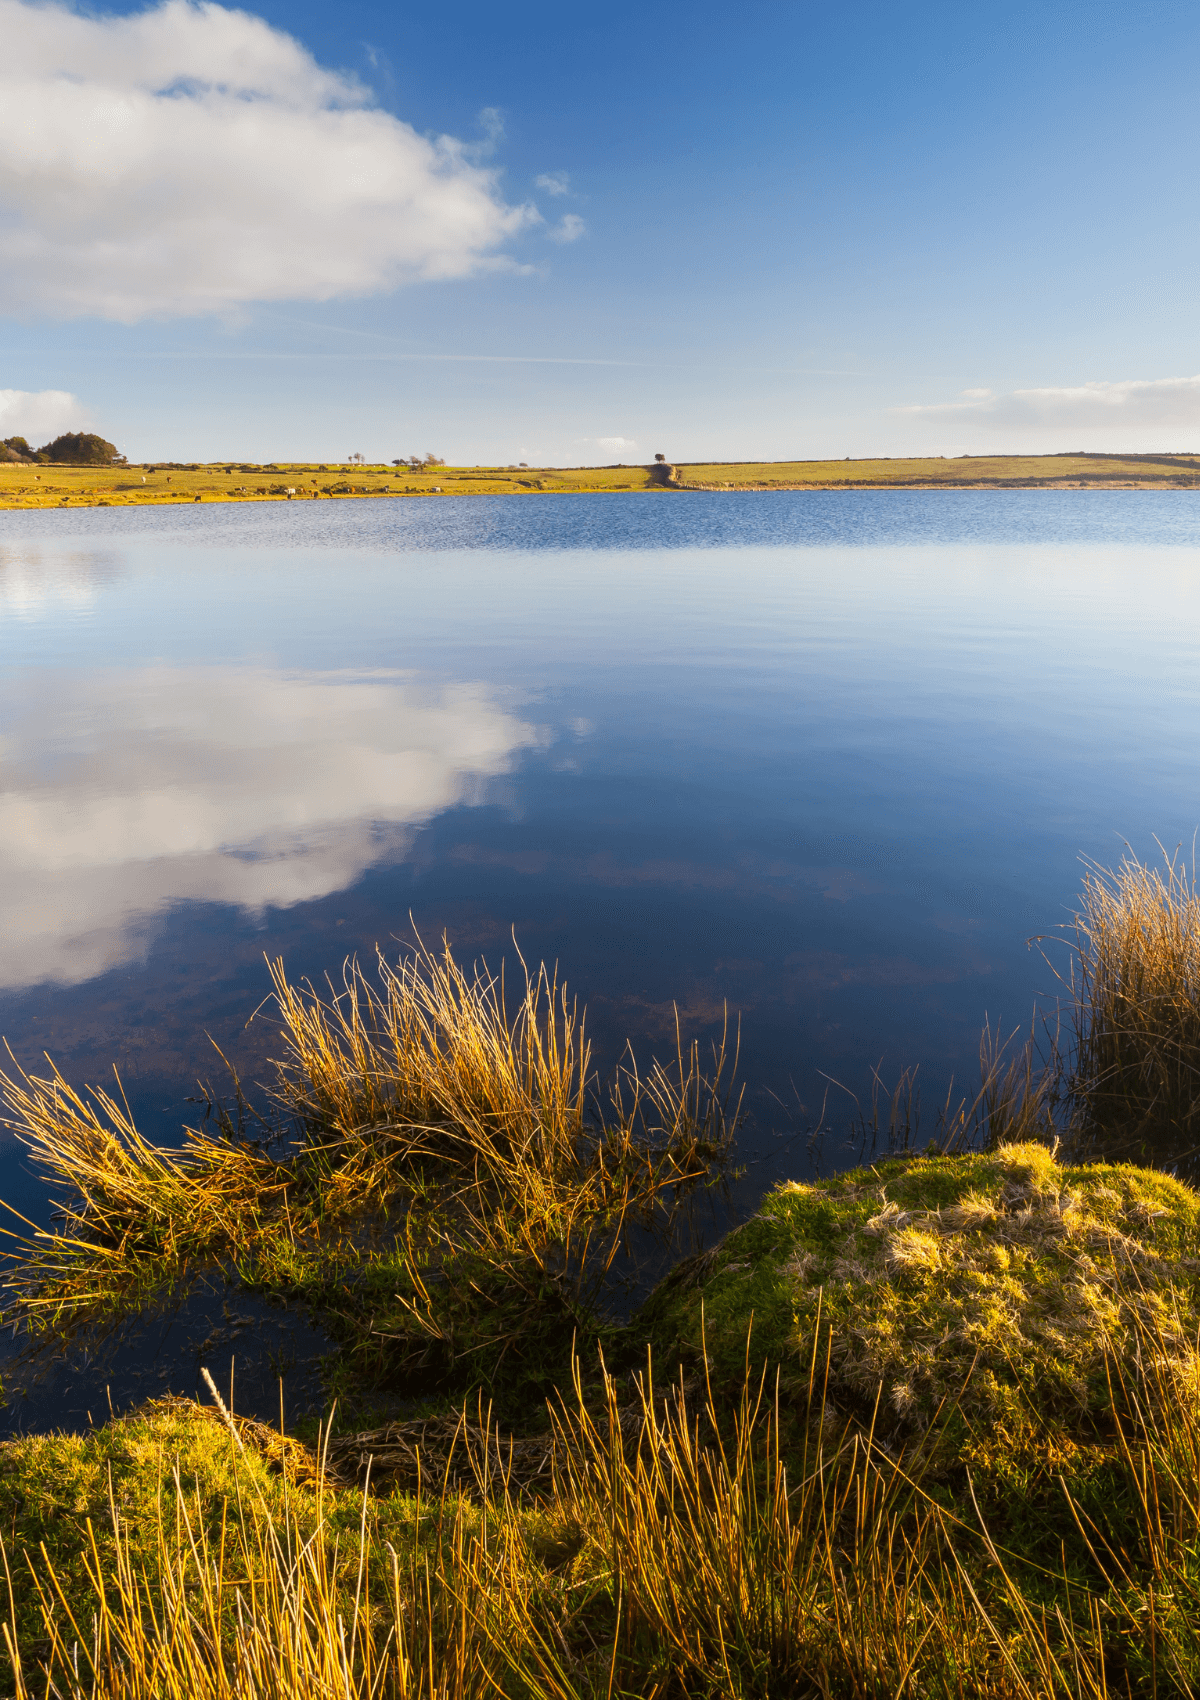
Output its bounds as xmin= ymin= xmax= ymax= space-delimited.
xmin=0 ymin=388 xmax=90 ymax=442
xmin=0 ymin=665 xmax=539 ymax=987
xmin=896 ymin=374 xmax=1200 ymax=450
xmin=0 ymin=0 xmax=538 ymax=321
xmin=548 ymin=213 xmax=586 ymax=244
xmin=591 ymin=436 xmax=637 ymax=454
xmin=535 ymin=172 xmax=570 ymax=196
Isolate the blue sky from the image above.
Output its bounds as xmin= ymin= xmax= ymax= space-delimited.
xmin=1 ymin=0 xmax=1198 ymax=463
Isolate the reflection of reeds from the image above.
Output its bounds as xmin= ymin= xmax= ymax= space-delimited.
xmin=811 ymin=1017 xmax=1059 ymax=1173
xmin=856 ymin=844 xmax=1200 ymax=1177
xmin=11 ymin=1313 xmax=1200 ymax=1697
xmin=1060 ymin=846 xmax=1200 ymax=1169
xmin=821 ymin=843 xmax=1200 ymax=1180
xmin=0 ymin=938 xmax=739 ymax=1394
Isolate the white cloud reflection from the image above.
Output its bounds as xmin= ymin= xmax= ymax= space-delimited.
xmin=0 ymin=667 xmax=539 ymax=988
xmin=0 ymin=548 xmax=122 ymax=619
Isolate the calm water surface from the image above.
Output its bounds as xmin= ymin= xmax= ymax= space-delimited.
xmin=3 ymin=489 xmax=1200 ymax=1424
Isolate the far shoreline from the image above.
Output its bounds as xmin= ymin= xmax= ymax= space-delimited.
xmin=3 ymin=449 xmax=1200 ymax=511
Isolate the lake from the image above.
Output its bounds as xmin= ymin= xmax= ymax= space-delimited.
xmin=3 ymin=488 xmax=1200 ymax=1426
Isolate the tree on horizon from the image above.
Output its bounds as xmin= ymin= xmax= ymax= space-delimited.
xmin=36 ymin=431 xmax=121 ymax=464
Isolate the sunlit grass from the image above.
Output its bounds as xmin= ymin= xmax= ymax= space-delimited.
xmin=8 ymin=863 xmax=1200 ymax=1693
xmin=3 ymin=450 xmax=1200 ymax=509
xmin=8 ymin=1315 xmax=1200 ymax=1697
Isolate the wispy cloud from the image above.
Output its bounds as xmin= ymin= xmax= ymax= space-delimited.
xmin=0 ymin=388 xmax=90 ymax=441
xmin=475 ymin=106 xmax=505 ymax=156
xmin=535 ymin=172 xmax=570 ymax=196
xmin=590 ymin=436 xmax=637 ymax=454
xmin=0 ymin=0 xmax=538 ymax=321
xmin=897 ymin=374 xmax=1200 ymax=447
xmin=548 ymin=214 xmax=586 ymax=245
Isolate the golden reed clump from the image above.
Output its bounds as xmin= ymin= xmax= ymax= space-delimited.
xmin=1063 ymin=845 xmax=1200 ymax=1168
xmin=0 ymin=935 xmax=739 ymax=1400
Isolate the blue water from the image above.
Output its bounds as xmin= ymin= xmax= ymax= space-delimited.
xmin=3 ymin=488 xmax=1200 ymax=1424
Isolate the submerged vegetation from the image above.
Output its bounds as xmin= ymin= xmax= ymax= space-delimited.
xmin=5 ymin=847 xmax=1200 ymax=1692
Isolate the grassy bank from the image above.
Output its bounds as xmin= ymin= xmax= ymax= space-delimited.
xmin=5 ymin=1301 xmax=1200 ymax=1697
xmin=3 ymin=450 xmax=1200 ymax=510
xmin=6 ymin=851 xmax=1200 ymax=1691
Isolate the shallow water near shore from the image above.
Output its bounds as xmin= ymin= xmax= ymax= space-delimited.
xmin=3 ymin=488 xmax=1200 ymax=1430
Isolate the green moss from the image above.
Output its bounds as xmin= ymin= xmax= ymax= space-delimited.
xmin=636 ymin=1143 xmax=1200 ymax=1460
xmin=0 ymin=1406 xmax=273 ymax=1648
xmin=0 ymin=1402 xmax=511 ymax=1655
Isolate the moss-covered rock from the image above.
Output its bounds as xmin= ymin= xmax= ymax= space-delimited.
xmin=636 ymin=1143 xmax=1200 ymax=1461
xmin=0 ymin=1399 xmax=502 ymax=1655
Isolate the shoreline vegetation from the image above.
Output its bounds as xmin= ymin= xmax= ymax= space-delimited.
xmin=3 ymin=850 xmax=1200 ymax=1693
xmin=4 ymin=449 xmax=1200 ymax=510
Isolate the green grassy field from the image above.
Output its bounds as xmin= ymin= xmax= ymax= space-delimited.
xmin=3 ymin=450 xmax=1200 ymax=510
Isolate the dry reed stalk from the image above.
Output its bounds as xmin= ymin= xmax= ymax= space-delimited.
xmin=0 ymin=1050 xmax=307 ymax=1327
xmin=260 ymin=934 xmax=739 ymax=1293
xmin=264 ymin=938 xmax=592 ymax=1157
xmin=974 ymin=1016 xmax=1059 ymax=1149
xmin=503 ymin=1340 xmax=1136 ymax=1697
xmin=816 ymin=1017 xmax=1058 ymax=1170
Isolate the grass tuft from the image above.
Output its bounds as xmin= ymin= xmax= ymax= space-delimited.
xmin=10 ymin=862 xmax=1200 ymax=1694
xmin=1060 ymin=844 xmax=1200 ymax=1171
xmin=0 ymin=936 xmax=739 ymax=1409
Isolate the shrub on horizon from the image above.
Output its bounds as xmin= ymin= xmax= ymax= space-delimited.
xmin=36 ymin=431 xmax=121 ymax=465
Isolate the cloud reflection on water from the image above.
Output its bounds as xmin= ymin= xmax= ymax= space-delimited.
xmin=0 ymin=666 xmax=540 ymax=988
xmin=0 ymin=545 xmax=124 ymax=619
